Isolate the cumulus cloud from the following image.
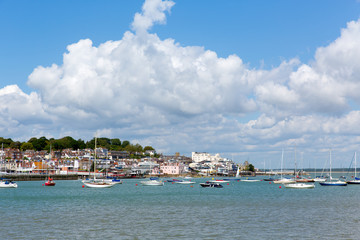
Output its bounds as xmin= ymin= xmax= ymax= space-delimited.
xmin=132 ymin=0 xmax=175 ymax=34
xmin=1 ymin=0 xmax=360 ymax=168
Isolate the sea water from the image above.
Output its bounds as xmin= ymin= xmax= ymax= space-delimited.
xmin=0 ymin=174 xmax=359 ymax=240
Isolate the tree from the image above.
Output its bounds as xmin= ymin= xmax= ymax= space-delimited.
xmin=111 ymin=138 xmax=121 ymax=146
xmin=247 ymin=164 xmax=255 ymax=172
xmin=144 ymin=146 xmax=154 ymax=151
xmin=77 ymin=139 xmax=86 ymax=149
xmin=0 ymin=137 xmax=13 ymax=148
xmin=28 ymin=137 xmax=48 ymax=151
xmin=122 ymin=140 xmax=130 ymax=148
xmin=10 ymin=141 xmax=21 ymax=149
xmin=21 ymin=142 xmax=34 ymax=151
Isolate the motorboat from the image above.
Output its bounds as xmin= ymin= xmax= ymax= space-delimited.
xmin=45 ymin=177 xmax=56 ymax=186
xmin=263 ymin=177 xmax=275 ymax=181
xmin=200 ymin=181 xmax=223 ymax=188
xmin=0 ymin=179 xmax=18 ymax=188
xmin=104 ymin=178 xmax=123 ymax=184
xmin=140 ymin=180 xmax=164 ymax=186
xmin=284 ymin=183 xmax=315 ymax=189
xmin=166 ymin=179 xmax=182 ymax=182
xmin=241 ymin=178 xmax=260 ymax=182
xmin=209 ymin=179 xmax=230 ymax=183
xmin=175 ymin=180 xmax=195 ymax=184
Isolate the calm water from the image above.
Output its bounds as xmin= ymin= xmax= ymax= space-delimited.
xmin=0 ymin=174 xmax=359 ymax=240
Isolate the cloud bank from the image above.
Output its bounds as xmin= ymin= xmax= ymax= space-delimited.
xmin=2 ymin=0 xmax=360 ymax=166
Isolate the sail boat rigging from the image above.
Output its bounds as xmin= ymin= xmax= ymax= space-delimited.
xmin=45 ymin=145 xmax=55 ymax=186
xmin=319 ymin=149 xmax=347 ymax=186
xmin=346 ymin=152 xmax=360 ymax=184
xmin=273 ymin=149 xmax=295 ymax=184
xmin=83 ymin=137 xmax=115 ymax=188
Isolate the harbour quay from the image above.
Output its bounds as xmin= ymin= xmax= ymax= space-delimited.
xmin=1 ymin=174 xmax=78 ymax=181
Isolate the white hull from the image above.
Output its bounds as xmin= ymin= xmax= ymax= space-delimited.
xmin=313 ymin=178 xmax=327 ymax=182
xmin=209 ymin=180 xmax=230 ymax=183
xmin=347 ymin=180 xmax=360 ymax=184
xmin=0 ymin=181 xmax=18 ymax=188
xmin=141 ymin=180 xmax=164 ymax=186
xmin=273 ymin=178 xmax=295 ymax=184
xmin=241 ymin=179 xmax=260 ymax=182
xmin=175 ymin=181 xmax=195 ymax=184
xmin=284 ymin=183 xmax=315 ymax=189
xmin=83 ymin=181 xmax=115 ymax=188
xmin=104 ymin=179 xmax=123 ymax=184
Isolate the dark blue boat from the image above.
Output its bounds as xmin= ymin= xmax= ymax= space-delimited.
xmin=200 ymin=181 xmax=223 ymax=188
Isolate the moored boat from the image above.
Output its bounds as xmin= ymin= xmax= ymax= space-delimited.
xmin=209 ymin=179 xmax=230 ymax=183
xmin=200 ymin=182 xmax=223 ymax=188
xmin=140 ymin=180 xmax=164 ymax=186
xmin=284 ymin=183 xmax=315 ymax=189
xmin=296 ymin=178 xmax=315 ymax=183
xmin=83 ymin=137 xmax=115 ymax=188
xmin=241 ymin=178 xmax=260 ymax=182
xmin=273 ymin=178 xmax=295 ymax=184
xmin=45 ymin=177 xmax=56 ymax=186
xmin=175 ymin=180 xmax=195 ymax=184
xmin=83 ymin=180 xmax=116 ymax=188
xmin=319 ymin=181 xmax=347 ymax=186
xmin=0 ymin=179 xmax=18 ymax=188
xmin=346 ymin=152 xmax=360 ymax=184
xmin=313 ymin=177 xmax=327 ymax=182
xmin=320 ymin=149 xmax=347 ymax=187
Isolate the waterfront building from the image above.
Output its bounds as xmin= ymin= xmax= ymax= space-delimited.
xmin=160 ymin=162 xmax=185 ymax=175
xmin=191 ymin=152 xmax=223 ymax=163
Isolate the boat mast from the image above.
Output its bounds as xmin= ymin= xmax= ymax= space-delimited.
xmin=294 ymin=146 xmax=297 ymax=178
xmin=355 ymin=152 xmax=357 ymax=178
xmin=281 ymin=149 xmax=284 ymax=178
xmin=94 ymin=137 xmax=97 ymax=181
xmin=329 ymin=149 xmax=332 ymax=180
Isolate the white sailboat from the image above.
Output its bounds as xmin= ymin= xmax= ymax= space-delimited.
xmin=285 ymin=147 xmax=315 ymax=189
xmin=273 ymin=149 xmax=295 ymax=184
xmin=83 ymin=137 xmax=115 ymax=188
xmin=346 ymin=152 xmax=360 ymax=184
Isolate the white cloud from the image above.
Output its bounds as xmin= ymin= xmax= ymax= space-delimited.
xmin=131 ymin=0 xmax=175 ymax=34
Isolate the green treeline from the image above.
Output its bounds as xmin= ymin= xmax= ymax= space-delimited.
xmin=0 ymin=136 xmax=155 ymax=153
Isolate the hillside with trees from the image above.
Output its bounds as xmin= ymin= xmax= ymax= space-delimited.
xmin=0 ymin=136 xmax=155 ymax=156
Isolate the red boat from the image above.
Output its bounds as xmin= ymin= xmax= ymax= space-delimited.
xmin=45 ymin=177 xmax=56 ymax=186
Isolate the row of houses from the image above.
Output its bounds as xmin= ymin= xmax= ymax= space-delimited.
xmin=0 ymin=148 xmax=250 ymax=177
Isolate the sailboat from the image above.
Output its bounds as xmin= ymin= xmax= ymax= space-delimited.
xmin=83 ymin=137 xmax=115 ymax=188
xmin=273 ymin=149 xmax=295 ymax=184
xmin=284 ymin=148 xmax=315 ymax=189
xmin=346 ymin=152 xmax=360 ymax=184
xmin=319 ymin=149 xmax=347 ymax=186
xmin=263 ymin=159 xmax=275 ymax=181
xmin=45 ymin=146 xmax=55 ymax=186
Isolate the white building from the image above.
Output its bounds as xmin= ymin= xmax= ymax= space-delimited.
xmin=191 ymin=152 xmax=223 ymax=163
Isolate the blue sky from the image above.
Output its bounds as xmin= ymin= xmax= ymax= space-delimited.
xmin=1 ymin=0 xmax=360 ymax=168
xmin=2 ymin=0 xmax=359 ymax=92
